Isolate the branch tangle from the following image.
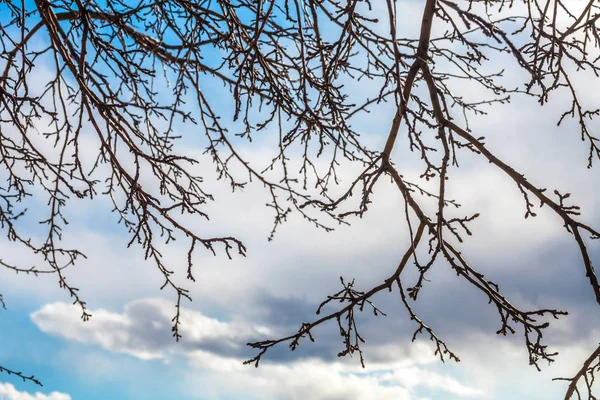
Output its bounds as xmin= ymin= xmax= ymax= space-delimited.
xmin=248 ymin=2 xmax=600 ymax=399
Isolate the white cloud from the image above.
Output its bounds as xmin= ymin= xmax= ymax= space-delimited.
xmin=0 ymin=383 xmax=70 ymax=400
xmin=186 ymin=351 xmax=480 ymax=400
xmin=379 ymin=366 xmax=482 ymax=397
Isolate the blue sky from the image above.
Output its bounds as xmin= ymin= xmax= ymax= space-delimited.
xmin=1 ymin=1 xmax=600 ymax=399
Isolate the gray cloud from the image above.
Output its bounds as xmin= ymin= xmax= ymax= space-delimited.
xmin=30 ymin=298 xmax=268 ymax=361
xmin=29 ymin=298 xmax=485 ymax=400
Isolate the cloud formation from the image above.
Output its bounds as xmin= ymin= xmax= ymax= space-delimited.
xmin=30 ymin=298 xmax=269 ymax=360
xmin=185 ymin=354 xmax=477 ymax=400
xmin=29 ymin=299 xmax=484 ymax=400
xmin=0 ymin=383 xmax=70 ymax=400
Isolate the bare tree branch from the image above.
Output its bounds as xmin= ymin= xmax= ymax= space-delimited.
xmin=0 ymin=0 xmax=599 ymax=396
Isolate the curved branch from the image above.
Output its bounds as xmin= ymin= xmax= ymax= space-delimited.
xmin=554 ymin=344 xmax=600 ymax=399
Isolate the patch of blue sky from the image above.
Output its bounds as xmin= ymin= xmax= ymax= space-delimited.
xmin=0 ymin=301 xmax=197 ymax=400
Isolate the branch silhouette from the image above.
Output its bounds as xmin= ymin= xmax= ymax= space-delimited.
xmin=0 ymin=0 xmax=599 ymax=396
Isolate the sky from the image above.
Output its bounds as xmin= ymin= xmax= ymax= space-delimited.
xmin=1 ymin=1 xmax=600 ymax=400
